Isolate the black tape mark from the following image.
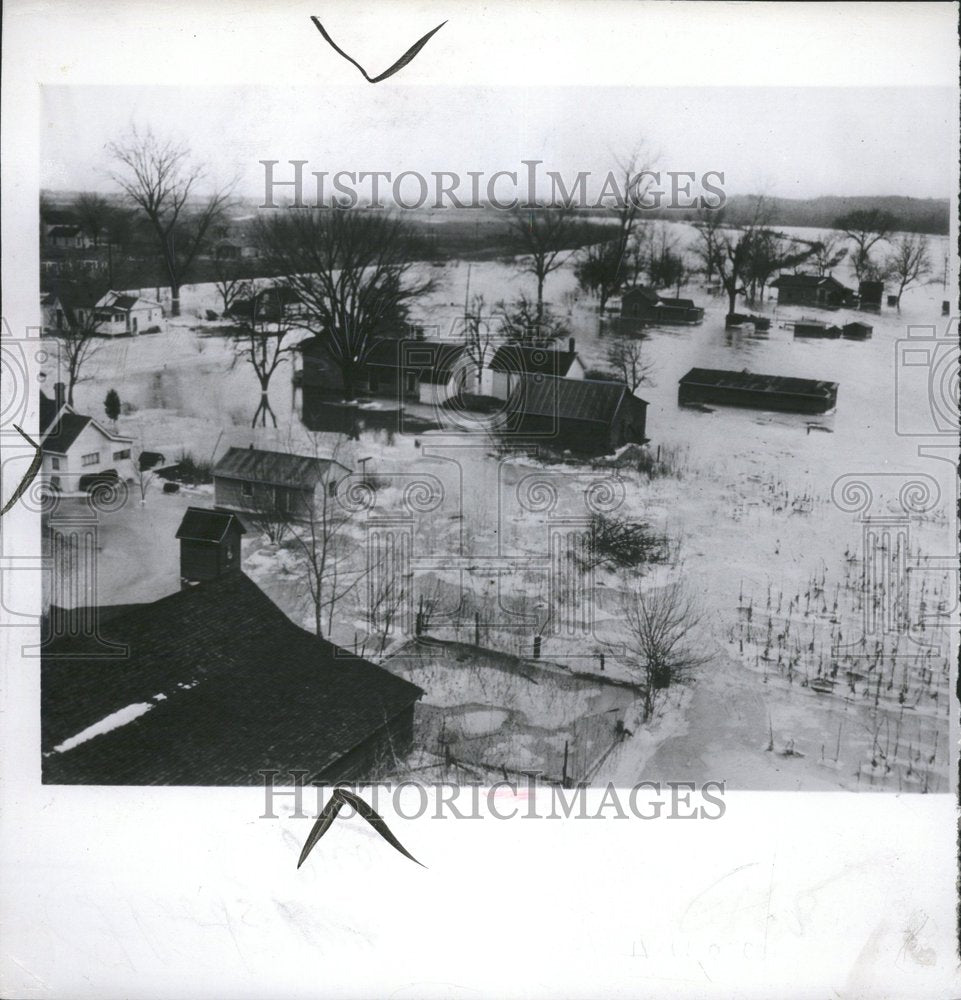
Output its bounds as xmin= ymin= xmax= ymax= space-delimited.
xmin=297 ymin=787 xmax=426 ymax=869
xmin=310 ymin=16 xmax=447 ymax=83
xmin=0 ymin=425 xmax=42 ymax=518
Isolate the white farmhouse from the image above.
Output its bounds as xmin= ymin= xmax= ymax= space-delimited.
xmin=40 ymin=386 xmax=136 ymax=493
xmin=80 ymin=291 xmax=166 ymax=337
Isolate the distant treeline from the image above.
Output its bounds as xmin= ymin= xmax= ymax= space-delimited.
xmin=640 ymin=193 xmax=950 ymax=236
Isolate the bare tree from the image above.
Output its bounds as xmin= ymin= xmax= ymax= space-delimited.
xmin=283 ymin=439 xmax=367 ymax=639
xmin=213 ymin=257 xmax=251 ymax=317
xmin=691 ymin=206 xmax=726 ymax=282
xmin=834 ymin=208 xmax=897 ymax=282
xmin=461 ymin=294 xmax=496 ymax=393
xmin=506 ymin=203 xmax=580 ymax=326
xmin=73 ymin=193 xmax=111 ymax=247
xmin=232 ymin=288 xmax=297 ymax=427
xmin=47 ymin=265 xmax=110 ymax=405
xmin=621 ymin=580 xmax=707 ymax=721
xmin=604 ymin=338 xmax=654 ymax=393
xmin=810 ymin=233 xmax=848 ymax=277
xmin=494 ymin=294 xmax=569 ymax=346
xmin=256 ymin=208 xmax=434 ymax=400
xmin=108 ymin=127 xmax=233 ymax=315
xmin=134 ymin=459 xmax=155 ymax=506
xmin=646 ymin=224 xmax=687 ymax=292
xmin=885 ymin=233 xmax=932 ymax=310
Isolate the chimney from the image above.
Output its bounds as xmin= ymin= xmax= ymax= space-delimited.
xmin=568 ymin=337 xmax=576 ymax=354
xmin=54 ymin=381 xmax=66 ymax=410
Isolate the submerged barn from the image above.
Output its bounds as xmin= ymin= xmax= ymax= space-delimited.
xmin=678 ymin=368 xmax=838 ymax=414
xmin=41 ymin=570 xmax=424 ymax=785
xmin=506 ymin=375 xmax=648 ymax=453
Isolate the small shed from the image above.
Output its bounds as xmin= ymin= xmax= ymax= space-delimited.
xmin=842 ymin=321 xmax=874 ymax=340
xmin=176 ymin=507 xmax=246 ymax=584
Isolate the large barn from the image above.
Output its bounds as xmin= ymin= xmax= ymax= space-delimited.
xmin=41 ymin=570 xmax=424 ymax=785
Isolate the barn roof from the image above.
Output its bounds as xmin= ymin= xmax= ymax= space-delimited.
xmin=41 ymin=572 xmax=424 ymax=785
xmin=772 ymin=273 xmax=850 ymax=292
xmin=679 ymin=367 xmax=838 ymax=397
xmin=489 ymin=344 xmax=579 ymax=377
xmin=508 ymin=375 xmax=646 ymax=426
xmin=175 ymin=507 xmax=246 ymax=544
xmin=366 ymin=339 xmax=466 ymax=377
xmin=622 ymin=286 xmax=661 ymax=305
xmin=213 ymin=446 xmax=350 ymax=488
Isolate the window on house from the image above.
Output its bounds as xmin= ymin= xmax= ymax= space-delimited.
xmin=241 ymin=482 xmax=254 ymax=500
xmin=113 ymin=449 xmax=130 ymax=460
xmin=81 ymin=452 xmax=100 ymax=467
xmin=51 ymin=457 xmax=60 ymax=470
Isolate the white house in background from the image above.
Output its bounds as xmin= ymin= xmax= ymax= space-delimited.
xmin=488 ymin=340 xmax=586 ymax=401
xmin=46 ymin=225 xmax=90 ymax=249
xmin=79 ymin=291 xmax=166 ymax=337
xmin=40 ymin=385 xmax=136 ymax=493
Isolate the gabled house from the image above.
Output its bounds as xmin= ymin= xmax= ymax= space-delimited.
xmin=842 ymin=320 xmax=874 ymax=340
xmin=41 ymin=292 xmax=68 ymax=333
xmin=79 ymin=291 xmax=166 ymax=336
xmin=620 ymin=286 xmax=705 ymax=325
xmin=488 ymin=340 xmax=586 ymax=401
xmin=364 ymin=339 xmax=469 ymax=405
xmin=213 ymin=446 xmax=351 ymax=522
xmin=227 ymin=284 xmax=304 ymax=323
xmin=505 ymin=375 xmax=648 ymax=454
xmin=39 ymin=385 xmax=136 ymax=493
xmin=771 ymin=273 xmax=853 ymax=309
xmin=41 ymin=568 xmax=424 ymax=785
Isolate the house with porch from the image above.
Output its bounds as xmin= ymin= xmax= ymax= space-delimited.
xmin=79 ymin=291 xmax=166 ymax=336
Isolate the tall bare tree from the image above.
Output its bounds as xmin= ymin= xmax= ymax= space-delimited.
xmin=494 ymin=294 xmax=569 ymax=346
xmin=605 ymin=338 xmax=654 ymax=393
xmin=461 ymin=294 xmax=496 ymax=392
xmin=232 ymin=288 xmax=297 ymax=427
xmin=885 ymin=233 xmax=932 ymax=310
xmin=621 ymin=580 xmax=707 ymax=721
xmin=108 ymin=127 xmax=233 ymax=316
xmin=73 ymin=193 xmax=111 ymax=247
xmin=507 ymin=203 xmax=580 ymax=327
xmin=834 ymin=208 xmax=897 ymax=282
xmin=810 ymin=233 xmax=848 ymax=277
xmin=256 ymin=209 xmax=434 ymax=400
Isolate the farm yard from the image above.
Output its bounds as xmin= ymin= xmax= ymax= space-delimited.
xmin=41 ymin=214 xmax=956 ymax=791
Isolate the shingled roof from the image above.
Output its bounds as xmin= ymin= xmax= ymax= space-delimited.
xmin=213 ymin=446 xmax=350 ymax=488
xmin=489 ymin=344 xmax=578 ymax=377
xmin=40 ymin=412 xmax=93 ymax=453
xmin=508 ymin=375 xmax=645 ymax=426
xmin=366 ymin=339 xmax=466 ymax=378
xmin=41 ymin=572 xmax=423 ymax=785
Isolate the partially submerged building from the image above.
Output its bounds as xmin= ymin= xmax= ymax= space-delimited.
xmin=621 ymin=287 xmax=705 ymax=325
xmin=488 ymin=340 xmax=585 ymax=400
xmin=678 ymin=367 xmax=838 ymax=415
xmin=364 ymin=338 xmax=469 ymax=404
xmin=771 ymin=273 xmax=853 ymax=310
xmin=505 ymin=375 xmax=648 ymax=453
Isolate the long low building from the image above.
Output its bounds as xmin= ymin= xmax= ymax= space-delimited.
xmin=678 ymin=367 xmax=838 ymax=414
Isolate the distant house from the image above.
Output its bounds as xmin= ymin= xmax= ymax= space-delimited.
xmin=227 ymin=285 xmax=304 ymax=323
xmin=506 ymin=375 xmax=648 ymax=453
xmin=41 ymin=570 xmax=424 ymax=785
xmin=41 ymin=292 xmax=69 ymax=333
xmin=364 ymin=339 xmax=469 ymax=405
xmin=295 ymin=336 xmax=345 ymax=393
xmin=175 ymin=507 xmax=246 ymax=585
xmin=793 ymin=319 xmax=842 ymax=339
xmin=39 ymin=385 xmax=136 ymax=493
xmin=213 ymin=446 xmax=351 ymax=521
xmin=46 ymin=225 xmax=90 ymax=249
xmin=214 ymin=241 xmax=242 ymax=261
xmin=79 ymin=291 xmax=165 ymax=337
xmin=488 ymin=340 xmax=586 ymax=400
xmin=771 ymin=273 xmax=853 ymax=309
xmin=621 ymin=287 xmax=705 ymax=325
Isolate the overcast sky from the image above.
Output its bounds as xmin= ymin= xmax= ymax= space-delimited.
xmin=41 ymin=85 xmax=953 ymax=202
